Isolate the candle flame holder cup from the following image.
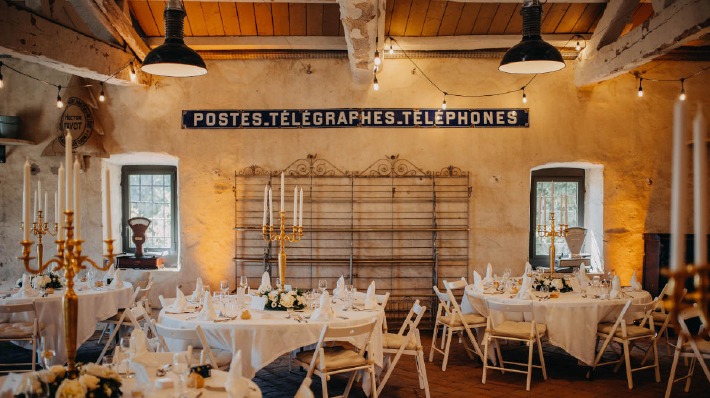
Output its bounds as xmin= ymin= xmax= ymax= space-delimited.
xmin=536 ymin=211 xmax=568 ymax=275
xmin=262 ymin=211 xmax=303 ymax=289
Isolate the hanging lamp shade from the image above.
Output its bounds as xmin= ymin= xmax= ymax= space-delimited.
xmin=141 ymin=0 xmax=206 ymax=77
xmin=499 ymin=0 xmax=565 ymax=74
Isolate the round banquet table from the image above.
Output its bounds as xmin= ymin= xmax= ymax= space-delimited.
xmin=0 ymin=281 xmax=134 ymax=364
xmin=462 ymin=286 xmax=652 ymax=366
xmin=158 ymin=299 xmax=385 ymax=379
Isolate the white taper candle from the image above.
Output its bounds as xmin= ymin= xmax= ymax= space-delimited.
xmin=44 ymin=192 xmax=48 ymax=221
xmin=299 ymin=188 xmax=303 ymax=227
xmin=54 ymin=191 xmax=58 ymax=225
xmin=74 ymin=157 xmax=81 ymax=240
xmin=65 ymin=132 xmax=73 ymax=212
xmin=23 ymin=159 xmax=30 ymax=241
xmin=293 ymin=187 xmax=298 ymax=226
xmin=694 ymin=106 xmax=707 ymax=264
xmin=280 ymin=172 xmax=284 ymax=212
xmin=33 ymin=190 xmax=37 ymax=222
xmin=268 ymin=187 xmax=273 ymax=226
xmin=671 ymin=100 xmax=689 ymax=271
xmin=58 ymin=163 xmax=65 ymax=240
xmin=105 ymin=168 xmax=112 ymax=240
xmin=262 ymin=186 xmax=267 ymax=226
xmin=37 ymin=180 xmax=42 ymax=212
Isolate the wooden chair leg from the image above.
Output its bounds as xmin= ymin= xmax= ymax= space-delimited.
xmin=343 ymin=370 xmax=357 ymax=398
xmin=482 ymin=336 xmax=489 ymax=385
xmin=442 ymin=328 xmax=454 ymax=371
xmin=429 ymin=324 xmax=439 ymax=362
xmin=684 ymin=358 xmax=697 ymax=393
xmin=417 ymin=349 xmax=431 ymax=398
xmin=537 ymin=334 xmax=547 ymax=380
xmin=526 ymin=338 xmax=534 ymax=391
xmin=320 ymin=373 xmax=328 ymax=398
xmin=652 ymin=338 xmax=661 ymax=382
xmin=665 ymin=347 xmax=682 ymax=398
xmin=623 ymin=341 xmax=633 ymax=389
xmin=369 ymin=367 xmax=378 ymax=398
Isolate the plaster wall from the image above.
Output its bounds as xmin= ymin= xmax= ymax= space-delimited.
xmin=1 ymin=57 xmax=708 ymax=297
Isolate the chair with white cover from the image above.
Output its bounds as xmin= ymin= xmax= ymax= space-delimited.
xmin=0 ymin=303 xmax=39 ymax=372
xmin=294 ymin=319 xmax=378 ymax=398
xmin=665 ymin=305 xmax=710 ymax=398
xmin=588 ymin=300 xmax=660 ymax=389
xmin=97 ymin=302 xmax=157 ymax=363
xmin=429 ymin=280 xmax=486 ymax=371
xmin=377 ymin=300 xmax=429 ymax=398
xmin=153 ymin=322 xmax=232 ymax=369
xmin=482 ymin=301 xmax=547 ymax=391
xmin=98 ymin=277 xmax=154 ymax=345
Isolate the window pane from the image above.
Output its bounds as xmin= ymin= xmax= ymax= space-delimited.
xmin=534 ymin=180 xmax=581 ymax=257
xmin=124 ymin=169 xmax=175 ymax=251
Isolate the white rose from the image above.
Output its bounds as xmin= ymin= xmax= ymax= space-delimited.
xmin=79 ymin=374 xmax=100 ymax=390
xmin=83 ymin=363 xmax=120 ymax=381
xmin=268 ymin=290 xmax=279 ymax=301
xmin=543 ymin=279 xmax=551 ymax=286
xmin=280 ymin=294 xmax=295 ymax=308
xmin=552 ymin=279 xmax=564 ymax=291
xmin=56 ymin=379 xmax=87 ymax=398
xmin=37 ymin=370 xmax=55 ymax=384
xmin=50 ymin=365 xmax=67 ymax=379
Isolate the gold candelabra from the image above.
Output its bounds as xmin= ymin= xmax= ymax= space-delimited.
xmin=262 ymin=211 xmax=303 ymax=289
xmin=537 ymin=211 xmax=568 ymax=275
xmin=20 ymin=210 xmax=58 ymax=267
xmin=18 ymin=211 xmax=114 ymax=375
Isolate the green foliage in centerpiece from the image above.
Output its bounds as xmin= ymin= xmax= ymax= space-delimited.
xmin=259 ymin=288 xmax=306 ymax=311
xmin=14 ymin=364 xmax=122 ymax=398
xmin=532 ymin=275 xmax=573 ymax=293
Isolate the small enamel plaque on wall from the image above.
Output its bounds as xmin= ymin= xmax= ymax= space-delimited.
xmin=182 ymin=109 xmax=529 ymax=129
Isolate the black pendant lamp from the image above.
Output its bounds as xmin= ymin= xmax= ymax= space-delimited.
xmin=499 ymin=0 xmax=565 ymax=74
xmin=141 ymin=0 xmax=207 ymax=77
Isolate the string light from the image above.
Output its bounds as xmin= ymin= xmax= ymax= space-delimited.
xmin=99 ymin=83 xmax=105 ymax=102
xmin=637 ymin=78 xmax=643 ymax=97
xmin=522 ymin=89 xmax=528 ymax=104
xmin=374 ymin=50 xmax=381 ymax=67
xmin=129 ymin=64 xmax=137 ymax=82
xmin=441 ymin=94 xmax=447 ymax=110
xmin=373 ymin=74 xmax=379 ymax=91
xmin=679 ymin=79 xmax=686 ymax=101
xmin=56 ymin=86 xmax=64 ymax=108
xmin=0 ymin=62 xmax=4 ymax=89
xmin=373 ymin=64 xmax=379 ymax=73
xmin=389 ymin=41 xmax=394 ymax=55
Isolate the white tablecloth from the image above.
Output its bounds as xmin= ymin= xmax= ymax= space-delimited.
xmin=462 ymin=287 xmax=652 ymax=366
xmin=0 ymin=281 xmax=134 ymax=364
xmin=159 ymin=301 xmax=384 ymax=379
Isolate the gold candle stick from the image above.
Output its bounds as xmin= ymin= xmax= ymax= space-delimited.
xmin=262 ymin=211 xmax=303 ymax=289
xmin=18 ymin=210 xmax=114 ymax=375
xmin=537 ymin=211 xmax=568 ymax=275
xmin=20 ymin=210 xmax=58 ymax=267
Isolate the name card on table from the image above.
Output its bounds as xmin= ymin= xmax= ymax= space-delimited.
xmin=182 ymin=108 xmax=530 ymax=129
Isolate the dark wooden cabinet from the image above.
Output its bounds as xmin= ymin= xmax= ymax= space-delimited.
xmin=642 ymin=233 xmax=709 ymax=297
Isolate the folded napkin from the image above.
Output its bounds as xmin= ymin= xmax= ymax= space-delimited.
xmin=524 ymin=262 xmax=533 ymax=277
xmin=364 ymin=281 xmax=377 ymax=309
xmin=630 ymin=270 xmax=642 ymax=291
xmin=472 ymin=271 xmax=484 ymax=294
xmin=482 ymin=263 xmax=494 ymax=286
xmin=249 ymin=295 xmax=267 ymax=310
xmin=258 ymin=271 xmax=272 ymax=293
xmin=105 ymin=265 xmax=115 ymax=280
xmin=197 ymin=292 xmax=218 ymax=321
xmin=226 ymin=351 xmax=250 ymax=398
xmin=13 ymin=274 xmax=39 ymax=298
xmin=516 ymin=275 xmax=533 ymax=300
xmin=577 ymin=263 xmax=590 ymax=287
xmin=191 ymin=277 xmax=204 ymax=301
xmin=310 ymin=291 xmax=334 ymax=321
xmin=130 ymin=328 xmax=148 ymax=355
xmin=109 ymin=269 xmax=122 ymax=289
xmin=333 ymin=275 xmax=345 ymax=299
xmin=610 ymin=275 xmax=622 ymax=299
xmin=167 ymin=287 xmax=187 ymax=313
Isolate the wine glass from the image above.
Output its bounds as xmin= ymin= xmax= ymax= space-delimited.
xmin=318 ymin=279 xmax=327 ymax=294
xmin=119 ymin=337 xmax=135 ymax=378
xmin=40 ymin=337 xmax=56 ymax=369
xmin=239 ymin=275 xmax=249 ymax=293
xmin=220 ymin=280 xmax=229 ymax=302
xmin=172 ymin=352 xmax=190 ymax=398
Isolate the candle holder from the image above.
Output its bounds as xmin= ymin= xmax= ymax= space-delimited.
xmin=20 ymin=210 xmax=58 ymax=267
xmin=663 ymin=264 xmax=710 ymax=341
xmin=262 ymin=211 xmax=303 ymax=289
xmin=18 ymin=210 xmax=114 ymax=375
xmin=536 ymin=211 xmax=568 ymax=275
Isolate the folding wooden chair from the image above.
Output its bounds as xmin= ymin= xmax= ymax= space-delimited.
xmin=0 ymin=303 xmax=39 ymax=372
xmin=482 ymin=301 xmax=547 ymax=391
xmin=154 ymin=322 xmax=232 ymax=369
xmin=97 ymin=302 xmax=156 ymax=363
xmin=665 ymin=305 xmax=710 ymax=397
xmin=98 ymin=277 xmax=154 ymax=345
xmin=588 ymin=300 xmax=661 ymax=389
xmin=294 ymin=319 xmax=378 ymax=398
xmin=377 ymin=300 xmax=429 ymax=398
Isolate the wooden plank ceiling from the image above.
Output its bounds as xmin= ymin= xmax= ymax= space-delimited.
xmin=127 ymin=1 xmax=657 ymax=40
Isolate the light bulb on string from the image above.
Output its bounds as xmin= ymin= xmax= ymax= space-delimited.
xmin=373 ymin=64 xmax=379 ymax=73
xmin=679 ymin=79 xmax=686 ymax=101
xmin=441 ymin=94 xmax=447 ymax=110
xmin=522 ymin=90 xmax=527 ymax=104
xmin=389 ymin=41 xmax=394 ymax=55
xmin=99 ymin=83 xmax=105 ymax=102
xmin=56 ymin=86 xmax=64 ymax=108
xmin=374 ymin=50 xmax=381 ymax=66
xmin=0 ymin=62 xmax=4 ymax=89
xmin=373 ymin=75 xmax=379 ymax=91
xmin=129 ymin=64 xmax=137 ymax=82
xmin=637 ymin=78 xmax=643 ymax=97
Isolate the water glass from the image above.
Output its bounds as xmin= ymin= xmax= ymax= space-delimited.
xmin=172 ymin=353 xmax=190 ymax=398
xmin=40 ymin=337 xmax=56 ymax=369
xmin=119 ymin=337 xmax=135 ymax=378
xmin=318 ymin=279 xmax=327 ymax=293
xmin=220 ymin=279 xmax=229 ymax=298
xmin=345 ymin=285 xmax=355 ymax=309
xmin=203 ymin=285 xmax=211 ymax=298
xmin=239 ymin=275 xmax=249 ymax=292
xmin=101 ymin=355 xmax=115 ymax=370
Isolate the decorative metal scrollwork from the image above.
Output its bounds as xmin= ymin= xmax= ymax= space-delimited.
xmin=282 ymin=154 xmax=347 ymax=177
xmin=355 ymin=154 xmax=432 ymax=177
xmin=237 ymin=165 xmax=272 ymax=177
xmin=436 ymin=165 xmax=464 ymax=177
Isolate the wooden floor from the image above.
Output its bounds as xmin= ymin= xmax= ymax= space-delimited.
xmin=1 ymin=330 xmax=707 ymax=397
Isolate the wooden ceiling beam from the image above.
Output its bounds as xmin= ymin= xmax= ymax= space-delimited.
xmin=587 ymin=0 xmax=640 ymax=51
xmin=150 ymin=34 xmax=589 ymax=51
xmin=574 ymin=0 xmax=710 ymax=87
xmin=87 ymin=0 xmax=152 ymax=61
xmin=337 ymin=0 xmax=379 ymax=84
xmin=0 ymin=1 xmax=146 ymax=86
xmin=66 ymin=0 xmax=126 ymax=45
xmin=179 ymin=0 xmax=607 ymax=3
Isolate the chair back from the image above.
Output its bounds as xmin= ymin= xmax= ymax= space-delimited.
xmin=0 ymin=303 xmax=38 ymax=335
xmin=154 ymin=322 xmax=218 ymax=367
xmin=486 ymin=300 xmax=539 ymax=339
xmin=443 ymin=279 xmax=478 ymax=325
xmin=432 ymin=286 xmax=452 ymax=320
xmin=395 ymin=300 xmax=426 ymax=336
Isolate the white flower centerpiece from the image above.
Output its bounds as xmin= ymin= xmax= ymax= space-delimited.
xmin=16 ymin=272 xmax=64 ymax=290
xmin=258 ymin=287 xmax=306 ymax=311
xmin=532 ymin=275 xmax=573 ymax=293
xmin=15 ymin=364 xmax=121 ymax=398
